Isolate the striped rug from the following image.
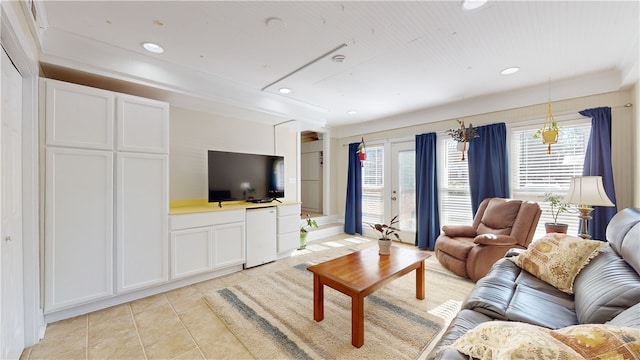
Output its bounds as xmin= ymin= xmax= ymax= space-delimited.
xmin=204 ymin=239 xmax=474 ymax=360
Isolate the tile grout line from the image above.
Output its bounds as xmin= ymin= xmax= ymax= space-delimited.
xmin=165 ymin=293 xmax=205 ymax=360
xmin=85 ymin=314 xmax=89 ymax=359
xmin=128 ymin=302 xmax=149 ymax=360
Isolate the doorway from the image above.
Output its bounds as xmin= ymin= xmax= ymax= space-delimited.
xmin=300 ymin=131 xmax=323 ymax=216
xmin=1 ymin=47 xmax=26 ymax=359
xmin=391 ymin=141 xmax=416 ymax=242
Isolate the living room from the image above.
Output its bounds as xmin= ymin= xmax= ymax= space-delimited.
xmin=1 ymin=1 xmax=639 ymax=359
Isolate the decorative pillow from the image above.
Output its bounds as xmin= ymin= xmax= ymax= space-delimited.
xmin=508 ymin=233 xmax=603 ymax=294
xmin=450 ymin=321 xmax=640 ymax=360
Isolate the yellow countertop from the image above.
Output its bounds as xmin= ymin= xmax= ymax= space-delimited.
xmin=169 ymin=198 xmax=300 ymax=215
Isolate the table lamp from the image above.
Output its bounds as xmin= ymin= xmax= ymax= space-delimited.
xmin=562 ymin=176 xmax=615 ymax=239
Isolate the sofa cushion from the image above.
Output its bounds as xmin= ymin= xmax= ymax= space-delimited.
xmin=442 ymin=225 xmax=476 ymax=238
xmin=574 ymin=245 xmax=640 ymax=324
xmin=509 ymin=233 xmax=603 ymax=294
xmin=473 ymin=234 xmax=518 ymax=246
xmin=450 ymin=321 xmax=640 ymax=360
xmin=607 ymin=303 xmax=640 ymax=328
xmin=606 ymin=208 xmax=640 ymax=274
xmin=476 ymin=199 xmax=520 ymax=235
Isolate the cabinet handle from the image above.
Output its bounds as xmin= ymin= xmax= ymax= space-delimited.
xmin=5 ymin=235 xmax=11 ymax=242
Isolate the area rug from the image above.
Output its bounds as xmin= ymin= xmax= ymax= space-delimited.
xmin=204 ymin=239 xmax=474 ymax=360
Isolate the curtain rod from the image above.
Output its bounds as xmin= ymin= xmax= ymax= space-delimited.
xmin=341 ymin=102 xmax=634 ymax=143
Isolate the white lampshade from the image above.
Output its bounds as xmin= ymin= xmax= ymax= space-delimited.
xmin=563 ymin=176 xmax=615 ymax=207
xmin=239 ymin=182 xmax=251 ymax=190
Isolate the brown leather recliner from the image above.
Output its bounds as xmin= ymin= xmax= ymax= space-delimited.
xmin=435 ymin=197 xmax=542 ymax=282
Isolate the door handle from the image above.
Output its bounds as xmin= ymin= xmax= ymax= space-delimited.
xmin=391 ymin=197 xmax=397 ymax=201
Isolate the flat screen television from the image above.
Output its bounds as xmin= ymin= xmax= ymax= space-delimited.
xmin=208 ymin=150 xmax=285 ymax=203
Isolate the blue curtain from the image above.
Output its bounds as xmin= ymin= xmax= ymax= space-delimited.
xmin=579 ymin=107 xmax=617 ymax=240
xmin=344 ymin=142 xmax=363 ymax=235
xmin=467 ymin=122 xmax=510 ymax=216
xmin=415 ymin=133 xmax=440 ymax=250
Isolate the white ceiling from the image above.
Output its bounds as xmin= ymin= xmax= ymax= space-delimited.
xmin=30 ymin=1 xmax=639 ymax=131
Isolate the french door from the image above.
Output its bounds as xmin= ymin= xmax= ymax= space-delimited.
xmin=362 ymin=141 xmax=416 ymax=243
xmin=391 ymin=142 xmax=416 ymax=243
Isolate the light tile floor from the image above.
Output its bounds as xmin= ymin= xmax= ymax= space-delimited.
xmin=22 ymin=234 xmax=403 ymax=360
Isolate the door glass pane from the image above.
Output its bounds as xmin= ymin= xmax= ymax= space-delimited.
xmin=397 ymin=150 xmax=416 ymax=231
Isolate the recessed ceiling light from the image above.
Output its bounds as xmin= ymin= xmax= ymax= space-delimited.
xmin=279 ymin=87 xmax=292 ymax=94
xmin=347 ymin=110 xmax=358 ymax=115
xmin=142 ymin=42 xmax=164 ymax=54
xmin=500 ymin=67 xmax=520 ymax=75
xmin=461 ymin=0 xmax=487 ymax=11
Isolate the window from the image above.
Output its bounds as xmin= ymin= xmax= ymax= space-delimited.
xmin=510 ymin=119 xmax=591 ymax=239
xmin=439 ymin=139 xmax=474 ymax=226
xmin=361 ymin=145 xmax=384 ymax=225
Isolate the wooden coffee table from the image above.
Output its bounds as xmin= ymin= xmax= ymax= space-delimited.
xmin=307 ymin=245 xmax=431 ymax=347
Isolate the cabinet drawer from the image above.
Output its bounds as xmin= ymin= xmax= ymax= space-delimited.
xmin=278 ymin=232 xmax=299 ymax=253
xmin=278 ymin=204 xmax=300 ymax=217
xmin=278 ymin=214 xmax=299 ymax=234
xmin=170 ymin=210 xmax=245 ymax=230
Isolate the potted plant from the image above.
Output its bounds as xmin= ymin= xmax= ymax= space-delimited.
xmin=368 ymin=215 xmax=401 ymax=255
xmin=532 ymin=120 xmax=560 ymax=145
xmin=533 ymin=103 xmax=561 ymax=154
xmin=541 ymin=192 xmax=571 ymax=233
xmin=299 ymin=214 xmax=318 ymax=250
xmin=445 ymin=120 xmax=479 ymax=160
xmin=446 ymin=120 xmax=480 ymax=143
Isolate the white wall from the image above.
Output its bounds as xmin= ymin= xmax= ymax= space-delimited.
xmin=330 ymin=89 xmax=638 ymax=216
xmin=169 ymin=106 xmax=277 ymax=200
xmin=634 ymin=83 xmax=640 ymax=207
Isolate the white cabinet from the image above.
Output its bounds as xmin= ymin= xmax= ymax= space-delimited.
xmin=45 ymin=79 xmax=114 ymax=150
xmin=277 ymin=204 xmax=301 ymax=254
xmin=169 ymin=210 xmax=245 ymax=279
xmin=212 ymin=222 xmax=246 ymax=268
xmin=43 ymin=79 xmax=169 ymax=314
xmin=117 ymin=94 xmax=169 ymax=154
xmin=116 ymin=153 xmax=169 ymax=292
xmin=245 ymin=208 xmax=276 ymax=268
xmin=170 ymin=227 xmax=213 ymax=280
xmin=44 ymin=148 xmax=114 ymax=312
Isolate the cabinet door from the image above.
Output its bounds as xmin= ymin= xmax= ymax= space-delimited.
xmin=44 ymin=148 xmax=114 ymax=312
xmin=117 ymin=95 xmax=169 ymax=154
xmin=116 ymin=153 xmax=169 ymax=293
xmin=212 ymin=222 xmax=245 ymax=269
xmin=45 ymin=79 xmax=115 ymax=150
xmin=170 ymin=227 xmax=213 ymax=279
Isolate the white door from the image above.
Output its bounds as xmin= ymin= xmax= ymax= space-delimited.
xmin=116 ymin=152 xmax=168 ymax=293
xmin=391 ymin=142 xmax=416 ymax=243
xmin=1 ymin=48 xmax=25 ymax=359
xmin=44 ymin=148 xmax=114 ymax=312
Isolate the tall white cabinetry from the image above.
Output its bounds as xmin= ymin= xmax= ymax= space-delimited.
xmin=43 ymin=79 xmax=169 ymax=314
